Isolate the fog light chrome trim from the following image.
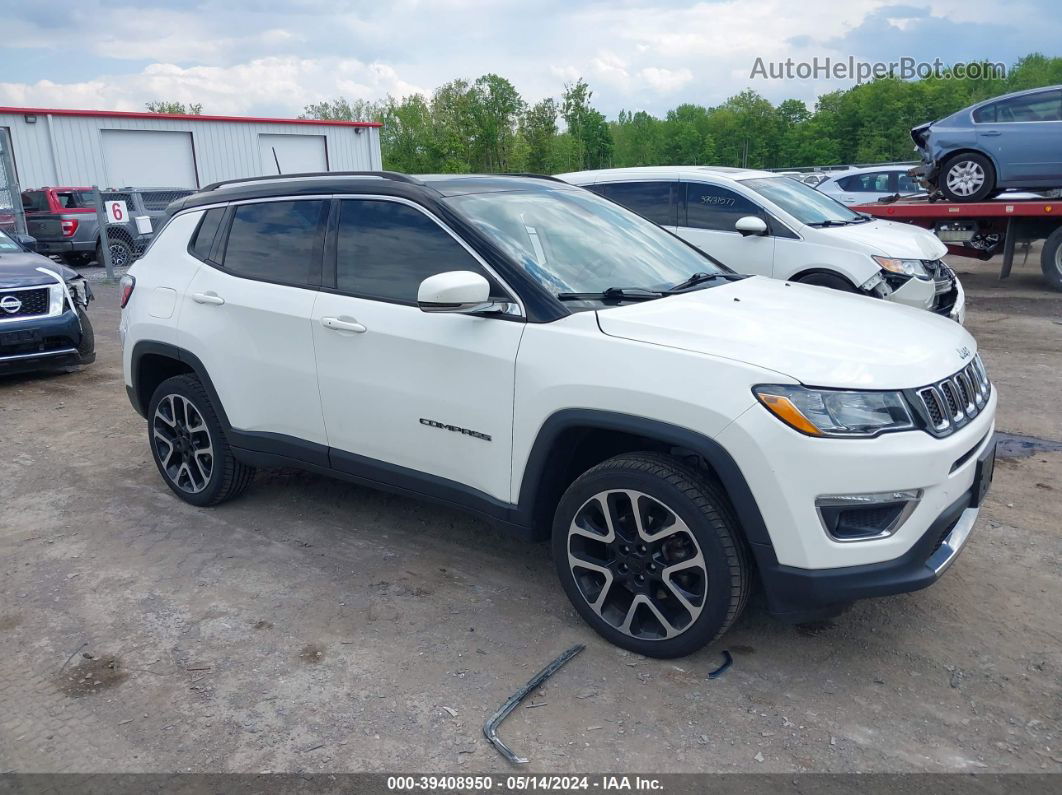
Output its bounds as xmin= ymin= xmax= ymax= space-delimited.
xmin=815 ymin=489 xmax=922 ymax=542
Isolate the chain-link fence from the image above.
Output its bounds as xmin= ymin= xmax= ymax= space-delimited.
xmin=0 ymin=128 xmax=28 ymax=240
xmin=90 ymin=188 xmax=195 ymax=277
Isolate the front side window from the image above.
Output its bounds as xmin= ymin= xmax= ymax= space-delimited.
xmin=837 ymin=172 xmax=890 ymax=192
xmin=222 ymin=200 xmax=326 ymax=286
xmin=335 ymin=200 xmax=494 ymax=304
xmin=444 ymin=187 xmax=728 ymax=296
xmin=741 ymin=176 xmax=862 ymax=226
xmin=684 ymin=183 xmax=764 ymax=231
xmin=592 ymin=181 xmax=676 ymax=226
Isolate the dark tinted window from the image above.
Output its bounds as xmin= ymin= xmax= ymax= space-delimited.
xmin=22 ymin=191 xmax=45 ymax=212
xmin=336 ymin=200 xmax=490 ymax=303
xmin=592 ymin=182 xmax=676 ymax=226
xmin=683 ymin=183 xmax=763 ymax=231
xmin=896 ymin=173 xmax=919 ymax=193
xmin=836 ymin=172 xmax=891 ymax=192
xmin=189 ymin=208 xmax=225 ymax=263
xmin=223 ymin=200 xmax=325 ymax=286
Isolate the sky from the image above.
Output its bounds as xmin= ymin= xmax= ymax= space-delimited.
xmin=0 ymin=0 xmax=1058 ymax=119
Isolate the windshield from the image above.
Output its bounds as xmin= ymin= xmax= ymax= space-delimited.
xmin=0 ymin=229 xmax=21 ymax=252
xmin=444 ymin=187 xmax=729 ymax=296
xmin=741 ymin=176 xmax=862 ymax=225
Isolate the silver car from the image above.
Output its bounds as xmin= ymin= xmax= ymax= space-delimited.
xmin=911 ymin=85 xmax=1062 ymax=202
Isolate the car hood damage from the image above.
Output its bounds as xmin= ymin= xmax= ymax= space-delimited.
xmin=0 ymin=252 xmax=81 ymax=288
xmin=819 ymin=219 xmax=948 ymax=260
xmin=596 ymin=276 xmax=976 ymax=390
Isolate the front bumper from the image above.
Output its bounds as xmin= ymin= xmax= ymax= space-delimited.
xmin=0 ymin=309 xmax=84 ymax=375
xmin=717 ymin=385 xmax=997 ymax=617
xmin=884 ymin=272 xmax=965 ymax=324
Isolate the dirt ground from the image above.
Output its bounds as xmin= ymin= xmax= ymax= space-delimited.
xmin=0 ymin=250 xmax=1059 ymax=774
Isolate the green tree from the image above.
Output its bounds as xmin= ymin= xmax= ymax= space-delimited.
xmin=145 ymin=101 xmax=203 ymax=115
xmin=521 ymin=98 xmax=559 ymax=173
xmin=561 ymin=79 xmax=613 ymax=169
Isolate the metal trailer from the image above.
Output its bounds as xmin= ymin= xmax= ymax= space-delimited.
xmin=854 ymin=196 xmax=1062 ymax=291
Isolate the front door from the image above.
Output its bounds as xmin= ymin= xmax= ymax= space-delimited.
xmin=311 ymin=197 xmax=525 ymax=504
xmin=676 ymin=182 xmax=775 ymax=275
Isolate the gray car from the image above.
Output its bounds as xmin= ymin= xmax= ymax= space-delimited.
xmin=911 ymin=85 xmax=1062 ymax=201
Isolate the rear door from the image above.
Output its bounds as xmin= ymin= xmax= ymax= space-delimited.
xmin=974 ymin=89 xmax=1062 ymax=184
xmin=178 ymin=198 xmax=330 ymax=457
xmin=311 ymin=197 xmax=524 ymax=503
xmin=677 ymin=181 xmax=775 ymax=275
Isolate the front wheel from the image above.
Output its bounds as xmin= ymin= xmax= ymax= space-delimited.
xmin=552 ymin=453 xmax=750 ymax=658
xmin=147 ymin=375 xmax=255 ymax=506
xmin=938 ymin=153 xmax=995 ymax=202
xmin=796 ymin=272 xmax=857 ymax=292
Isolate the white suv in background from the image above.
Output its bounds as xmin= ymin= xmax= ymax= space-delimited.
xmin=120 ymin=172 xmax=995 ymax=657
xmin=559 ymin=166 xmax=965 ymax=323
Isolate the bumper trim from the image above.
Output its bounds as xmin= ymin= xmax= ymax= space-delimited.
xmin=0 ymin=346 xmax=78 ymax=363
xmin=928 ymin=506 xmax=978 ymax=574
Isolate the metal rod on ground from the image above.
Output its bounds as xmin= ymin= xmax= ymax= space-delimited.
xmin=91 ymin=186 xmax=115 ymax=281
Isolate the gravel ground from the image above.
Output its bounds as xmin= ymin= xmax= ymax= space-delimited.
xmin=0 ymin=252 xmax=1059 ymax=774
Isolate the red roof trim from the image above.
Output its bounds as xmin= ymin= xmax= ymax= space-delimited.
xmin=0 ymin=106 xmax=382 ymax=128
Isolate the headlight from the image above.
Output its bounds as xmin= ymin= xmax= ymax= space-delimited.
xmin=872 ymin=255 xmax=930 ymax=280
xmin=754 ymin=385 xmax=915 ymax=437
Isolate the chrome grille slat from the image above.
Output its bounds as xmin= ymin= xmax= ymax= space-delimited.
xmin=911 ymin=355 xmax=991 ymax=437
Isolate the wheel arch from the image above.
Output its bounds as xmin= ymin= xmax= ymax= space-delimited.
xmin=129 ymin=340 xmax=230 ymax=430
xmin=935 ymin=147 xmax=1000 ymax=181
xmin=515 ymin=409 xmax=772 ymax=551
xmin=788 ymin=267 xmax=860 ymax=289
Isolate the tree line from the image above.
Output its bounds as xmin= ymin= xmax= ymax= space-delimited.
xmin=152 ymin=53 xmax=1061 ymax=174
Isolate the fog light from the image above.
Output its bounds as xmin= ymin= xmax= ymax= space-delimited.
xmin=815 ymin=490 xmax=922 ymax=542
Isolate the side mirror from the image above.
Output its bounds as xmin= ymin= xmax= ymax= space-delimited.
xmin=735 ymin=216 xmax=768 ymax=237
xmin=418 ymin=270 xmax=494 ymax=314
xmin=15 ymin=233 xmax=38 ymax=252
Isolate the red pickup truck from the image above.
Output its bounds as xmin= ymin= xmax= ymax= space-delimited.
xmin=21 ymin=187 xmax=101 ymax=266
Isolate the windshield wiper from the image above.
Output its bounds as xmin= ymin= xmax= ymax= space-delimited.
xmin=556 ymin=287 xmax=663 ymax=302
xmin=807 ymin=219 xmax=852 ymax=227
xmin=665 ymin=272 xmax=745 ymax=293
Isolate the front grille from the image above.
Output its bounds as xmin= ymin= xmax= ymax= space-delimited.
xmin=0 ymin=288 xmax=49 ymax=318
xmin=909 ymin=355 xmax=990 ymax=437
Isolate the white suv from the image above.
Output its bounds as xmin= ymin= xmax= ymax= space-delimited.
xmin=559 ymin=166 xmax=965 ymax=323
xmin=120 ymin=172 xmax=996 ymax=658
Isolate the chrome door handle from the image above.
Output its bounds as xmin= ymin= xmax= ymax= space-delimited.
xmin=321 ymin=316 xmax=367 ymax=333
xmin=192 ymin=292 xmax=225 ymax=305
xmin=981 ymin=130 xmax=1002 ymax=136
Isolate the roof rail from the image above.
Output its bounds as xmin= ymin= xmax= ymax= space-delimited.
xmin=200 ymin=171 xmax=422 ymax=192
xmin=502 ymin=172 xmax=568 ymax=183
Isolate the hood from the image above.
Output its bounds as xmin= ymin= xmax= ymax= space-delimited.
xmin=815 ymin=218 xmax=947 ymax=260
xmin=0 ymin=251 xmax=79 ymax=287
xmin=596 ymin=276 xmax=976 ymax=390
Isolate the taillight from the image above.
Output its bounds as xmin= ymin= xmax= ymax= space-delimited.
xmin=60 ymin=219 xmax=79 ymax=237
xmin=119 ymin=274 xmax=136 ymax=308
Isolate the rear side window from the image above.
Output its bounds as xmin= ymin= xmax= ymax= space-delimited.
xmin=837 ymin=172 xmax=891 ymax=192
xmin=222 ymin=200 xmax=326 ymax=287
xmin=591 ymin=181 xmax=676 ymax=226
xmin=974 ymin=90 xmax=1062 ymax=123
xmin=335 ymin=199 xmax=492 ymax=304
xmin=22 ymin=191 xmax=45 ymax=212
xmin=683 ymin=183 xmax=763 ymax=231
xmin=189 ymin=208 xmax=225 ymax=263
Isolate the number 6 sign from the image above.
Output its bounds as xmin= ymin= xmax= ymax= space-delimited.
xmin=105 ymin=200 xmax=128 ymax=224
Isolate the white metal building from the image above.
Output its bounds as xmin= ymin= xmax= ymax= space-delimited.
xmin=0 ymin=107 xmax=383 ymax=190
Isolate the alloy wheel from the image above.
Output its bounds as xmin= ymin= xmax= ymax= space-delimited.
xmin=109 ymin=243 xmax=130 ymax=268
xmin=946 ymin=160 xmax=985 ymax=197
xmin=152 ymin=394 xmax=214 ymax=493
xmin=566 ymin=489 xmax=707 ymax=641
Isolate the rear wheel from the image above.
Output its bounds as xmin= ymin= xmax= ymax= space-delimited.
xmin=1042 ymin=227 xmax=1062 ymax=292
xmin=938 ymin=153 xmax=995 ymax=202
xmin=147 ymin=375 xmax=255 ymax=506
xmin=552 ymin=452 xmax=750 ymax=658
xmin=796 ymin=271 xmax=857 ymax=292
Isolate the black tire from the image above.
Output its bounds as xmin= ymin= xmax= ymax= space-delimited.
xmin=551 ymin=452 xmax=750 ymax=658
xmin=75 ymin=307 xmax=95 ymax=364
xmin=147 ymin=375 xmax=255 ymax=507
xmin=1042 ymin=227 xmax=1062 ymax=292
xmin=938 ymin=152 xmax=996 ymax=202
xmin=60 ymin=253 xmax=92 ymax=267
xmin=796 ymin=271 xmax=857 ymax=292
xmin=96 ymin=238 xmax=133 ymax=269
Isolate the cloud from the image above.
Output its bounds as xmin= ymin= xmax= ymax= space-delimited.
xmin=0 ymin=57 xmax=430 ymax=115
xmin=0 ymin=0 xmax=1057 ymax=118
